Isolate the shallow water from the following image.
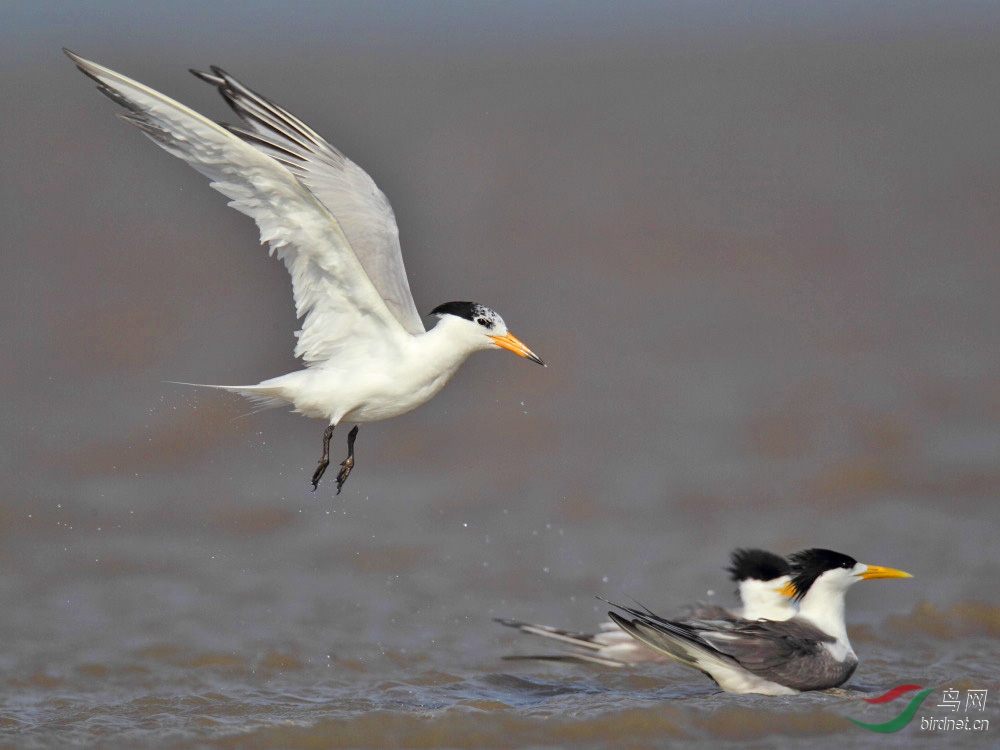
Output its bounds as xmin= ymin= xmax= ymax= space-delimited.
xmin=3 ymin=549 xmax=998 ymax=750
xmin=2 ymin=488 xmax=999 ymax=749
xmin=6 ymin=4 xmax=1000 ymax=748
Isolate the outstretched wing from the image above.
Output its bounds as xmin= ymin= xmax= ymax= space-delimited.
xmin=190 ymin=65 xmax=425 ymax=336
xmin=66 ymin=50 xmax=419 ymax=365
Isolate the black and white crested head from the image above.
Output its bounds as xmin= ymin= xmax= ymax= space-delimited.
xmin=727 ymin=548 xmax=797 ymax=622
xmin=431 ymin=301 xmax=506 ymax=331
xmin=430 ymin=301 xmax=545 ymax=365
xmin=786 ymin=548 xmax=859 ymax=601
xmin=726 ymin=548 xmax=791 ymax=582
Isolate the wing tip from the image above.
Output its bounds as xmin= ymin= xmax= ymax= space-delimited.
xmin=190 ymin=67 xmax=224 ymax=86
xmin=63 ymin=47 xmax=103 ymax=83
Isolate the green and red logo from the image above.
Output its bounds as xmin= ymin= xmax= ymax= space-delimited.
xmin=848 ymin=684 xmax=934 ymax=732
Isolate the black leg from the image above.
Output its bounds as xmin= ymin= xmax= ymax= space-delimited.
xmin=335 ymin=425 xmax=360 ymax=495
xmin=311 ymin=424 xmax=335 ymax=491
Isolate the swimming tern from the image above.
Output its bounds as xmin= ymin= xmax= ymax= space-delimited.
xmin=495 ymin=548 xmax=796 ymax=666
xmin=66 ymin=50 xmax=545 ymax=493
xmin=606 ymin=548 xmax=912 ymax=694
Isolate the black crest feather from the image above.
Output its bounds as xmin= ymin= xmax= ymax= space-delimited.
xmin=726 ymin=548 xmax=790 ymax=582
xmin=786 ymin=548 xmax=858 ymax=600
xmin=430 ymin=301 xmax=479 ymax=320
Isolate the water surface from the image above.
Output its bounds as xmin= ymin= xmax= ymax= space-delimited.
xmin=5 ymin=3 xmax=1000 ymax=747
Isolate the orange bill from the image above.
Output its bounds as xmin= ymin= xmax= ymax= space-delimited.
xmin=858 ymin=564 xmax=913 ymax=580
xmin=489 ymin=331 xmax=545 ymax=366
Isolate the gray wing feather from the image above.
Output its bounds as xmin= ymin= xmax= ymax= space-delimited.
xmin=191 ymin=65 xmax=425 ymax=335
xmin=67 ymin=50 xmax=413 ymax=365
xmin=608 ymin=603 xmax=856 ymax=691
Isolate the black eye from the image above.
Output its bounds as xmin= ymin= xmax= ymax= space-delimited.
xmin=476 ymin=317 xmax=491 ymax=327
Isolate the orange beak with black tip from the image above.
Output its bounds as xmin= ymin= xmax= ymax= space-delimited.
xmin=489 ymin=331 xmax=546 ymax=366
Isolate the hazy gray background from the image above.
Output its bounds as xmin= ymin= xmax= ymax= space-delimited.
xmin=4 ymin=2 xmax=999 ymax=747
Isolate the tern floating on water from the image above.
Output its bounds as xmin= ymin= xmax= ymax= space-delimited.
xmin=495 ymin=548 xmax=796 ymax=666
xmin=607 ymin=548 xmax=912 ymax=694
xmin=66 ymin=50 xmax=545 ymax=493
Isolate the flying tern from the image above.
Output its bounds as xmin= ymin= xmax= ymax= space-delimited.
xmin=607 ymin=548 xmax=912 ymax=694
xmin=495 ymin=548 xmax=796 ymax=666
xmin=66 ymin=50 xmax=545 ymax=493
